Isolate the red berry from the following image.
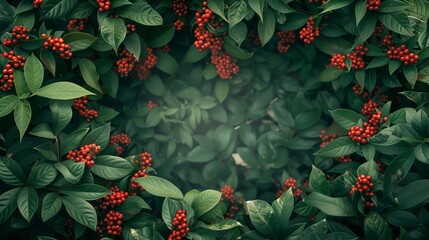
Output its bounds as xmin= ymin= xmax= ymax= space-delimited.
xmin=299 ymin=17 xmax=319 ymax=44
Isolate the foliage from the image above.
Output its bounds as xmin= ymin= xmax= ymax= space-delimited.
xmin=0 ymin=0 xmax=429 ymax=239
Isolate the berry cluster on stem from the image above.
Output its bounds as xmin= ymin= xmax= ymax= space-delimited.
xmin=330 ymin=44 xmax=368 ymax=70
xmin=220 ymin=185 xmax=239 ymax=219
xmin=126 ymin=23 xmax=136 ymax=34
xmin=349 ymin=175 xmax=375 ymax=208
xmin=96 ymin=0 xmax=110 ymax=12
xmin=277 ymin=31 xmax=296 ymax=53
xmin=97 ymin=210 xmax=124 ymax=237
xmin=66 ymin=143 xmax=101 ymax=168
xmin=366 ymin=0 xmax=381 ymax=11
xmin=3 ymin=25 xmax=30 ymax=46
xmin=0 ymin=51 xmax=26 ymax=91
xmin=73 ymin=96 xmax=98 ymax=121
xmin=168 ymin=209 xmax=189 ymax=240
xmin=276 ymin=177 xmax=302 ymax=199
xmin=42 ymin=34 xmax=73 ymax=60
xmin=109 ymin=133 xmax=132 ymax=155
xmin=97 ymin=186 xmax=129 ymax=211
xmin=131 ymin=152 xmax=153 ymax=191
xmin=172 ymin=0 xmax=188 ymax=30
xmin=387 ymin=44 xmax=419 ymax=65
xmin=299 ymin=17 xmax=319 ymax=44
xmin=67 ymin=18 xmax=88 ymax=32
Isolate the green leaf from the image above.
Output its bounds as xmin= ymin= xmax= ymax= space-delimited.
xmin=41 ymin=192 xmax=62 ymax=222
xmin=0 ymin=156 xmax=26 ymax=186
xmin=207 ymin=0 xmax=227 ymax=21
xmin=62 ymin=196 xmax=97 ymax=230
xmin=196 ymin=219 xmax=243 ymax=231
xmin=309 ymin=166 xmax=331 ymax=196
xmin=0 ymin=95 xmax=19 ymax=117
xmin=14 ymin=70 xmax=30 ymax=99
xmin=257 ymin=8 xmax=276 ymax=46
xmin=27 ymin=163 xmax=57 ymax=188
xmin=228 ymin=22 xmax=248 ymax=46
xmin=223 ymin=37 xmax=254 ymax=59
xmin=246 ymin=200 xmax=279 ymax=239
xmin=59 ymin=184 xmax=110 ymax=201
xmin=415 ymin=143 xmax=429 ymax=164
xmin=162 ymin=198 xmax=182 ymax=229
xmin=319 ymin=67 xmax=343 ymax=82
xmin=266 ymin=0 xmax=294 ymax=13
xmin=355 ymin=0 xmax=367 ymax=26
xmin=228 ymin=1 xmax=247 ymax=28
xmin=403 ymin=64 xmax=418 ymax=88
xmin=144 ymin=75 xmax=166 ymax=96
xmin=100 ymin=18 xmax=126 ymax=54
xmin=378 ymin=13 xmax=413 ymax=36
xmin=117 ymin=1 xmax=163 ymax=26
xmin=146 ymin=26 xmax=175 ymax=48
xmin=24 ymin=54 xmax=44 ymax=93
xmin=35 ymin=82 xmax=95 ymax=100
xmin=92 ymin=155 xmax=134 ymax=180
xmin=17 ymin=187 xmax=38 ymax=222
xmin=357 ymin=159 xmax=379 ymax=180
xmin=321 ymin=0 xmax=355 ymax=14
xmin=155 ymin=53 xmax=179 ymax=75
xmin=133 ymin=176 xmax=183 ymax=199
xmin=79 ymin=58 xmax=102 ymax=92
xmin=329 ymin=109 xmax=361 ymax=129
xmin=379 ymin=0 xmax=410 ymax=13
xmin=185 ymin=145 xmax=217 ymax=163
xmin=303 ymin=192 xmax=354 ymax=217
xmin=215 ymin=80 xmax=229 ymax=103
xmin=364 ymin=212 xmax=393 ymax=240
xmin=40 ymin=50 xmax=56 ymax=76
xmin=248 ymin=0 xmax=264 ymax=20
xmin=68 ymin=1 xmax=93 ymax=18
xmin=362 ymin=144 xmax=376 ymax=161
xmin=123 ymin=33 xmax=141 ymax=60
xmin=50 ymin=100 xmax=72 ymax=134
xmin=183 ymin=45 xmax=210 ymax=63
xmin=117 ymin=196 xmax=151 ymax=220
xmin=81 ymin=123 xmax=110 ymax=150
xmin=63 ymin=32 xmax=97 ymax=51
xmin=366 ymin=56 xmax=390 ymax=69
xmin=54 ymin=161 xmax=85 ymax=184
xmin=192 ymin=190 xmax=222 ymax=219
xmin=0 ymin=188 xmax=21 ymax=225
xmin=41 ymin=0 xmax=77 ymax=19
xmin=397 ymin=179 xmax=429 ymax=209
xmin=314 ymin=137 xmax=359 ymax=158
xmin=384 ymin=151 xmax=414 ymax=192
xmin=272 ymin=188 xmax=294 ymax=226
xmin=14 ymin=100 xmax=32 ymax=142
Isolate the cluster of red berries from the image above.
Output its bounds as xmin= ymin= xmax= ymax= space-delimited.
xmin=382 ymin=35 xmax=393 ymax=47
xmin=147 ymin=100 xmax=158 ymax=110
xmin=73 ymin=96 xmax=98 ymax=121
xmin=225 ymin=205 xmax=239 ymax=220
xmin=331 ymin=44 xmax=368 ymax=70
xmin=361 ymin=99 xmax=380 ymax=119
xmin=67 ymin=18 xmax=87 ymax=32
xmin=33 ymin=0 xmax=43 ymax=8
xmin=350 ymin=175 xmax=375 ymax=207
xmin=126 ymin=23 xmax=136 ymax=34
xmin=157 ymin=45 xmax=171 ymax=53
xmin=193 ymin=2 xmax=214 ymax=51
xmin=109 ymin=133 xmax=131 ymax=155
xmin=348 ymin=124 xmax=374 ymax=144
xmin=96 ymin=0 xmax=110 ymax=12
xmin=387 ymin=44 xmax=419 ymax=65
xmin=97 ymin=211 xmax=124 ymax=238
xmin=131 ymin=152 xmax=153 ymax=190
xmin=168 ymin=209 xmax=189 ymax=240
xmin=349 ymin=100 xmax=387 ymax=144
xmin=335 ymin=155 xmax=352 ymax=163
xmin=115 ymin=48 xmax=138 ymax=77
xmin=0 ymin=51 xmax=26 ymax=91
xmin=299 ymin=17 xmax=319 ymax=44
xmin=210 ymin=50 xmax=239 ymax=79
xmin=220 ymin=185 xmax=235 ymax=203
xmin=42 ymin=35 xmax=73 ymax=60
xmin=277 ymin=31 xmax=296 ymax=53
xmin=373 ymin=24 xmax=385 ymax=37
xmin=353 ymin=84 xmax=388 ymax=102
xmin=366 ymin=0 xmax=381 ymax=11
xmin=248 ymin=30 xmax=261 ymax=46
xmin=319 ymin=130 xmax=337 ymax=148
xmin=3 ymin=25 xmax=30 ymax=46
xmin=98 ymin=186 xmax=129 ymax=210
xmin=133 ymin=48 xmax=158 ymax=81
xmin=66 ymin=143 xmax=101 ymax=168
xmin=276 ymin=177 xmax=302 ymax=199
xmin=172 ymin=0 xmax=188 ymax=30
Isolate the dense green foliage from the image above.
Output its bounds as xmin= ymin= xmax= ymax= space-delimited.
xmin=0 ymin=0 xmax=429 ymax=239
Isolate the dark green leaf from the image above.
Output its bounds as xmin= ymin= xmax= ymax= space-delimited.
xmin=92 ymin=155 xmax=134 ymax=180
xmin=24 ymin=54 xmax=44 ymax=93
xmin=117 ymin=196 xmax=151 ymax=220
xmin=133 ymin=176 xmax=183 ymax=199
xmin=40 ymin=50 xmax=56 ymax=76
xmin=35 ymin=82 xmax=95 ymax=100
xmin=303 ymin=192 xmax=354 ymax=217
xmin=364 ymin=212 xmax=393 ymax=240
xmin=81 ymin=123 xmax=110 ymax=150
xmin=63 ymin=32 xmax=97 ymax=51
xmin=118 ymin=1 xmax=163 ymax=26
xmin=378 ymin=13 xmax=413 ymax=36
xmin=27 ymin=163 xmax=57 ymax=188
xmin=228 ymin=1 xmax=247 ymax=28
xmin=79 ymin=58 xmax=102 ymax=92
xmin=207 ymin=0 xmax=227 ymax=21
xmin=272 ymin=188 xmax=293 ymax=225
xmin=41 ymin=192 xmax=62 ymax=222
xmin=314 ymin=137 xmax=359 ymax=158
xmin=310 ymin=166 xmax=331 ymax=196
xmin=0 ymin=187 xmax=21 ymax=225
xmin=14 ymin=70 xmax=30 ymax=99
xmin=257 ymin=8 xmax=276 ymax=46
xmin=62 ymin=196 xmax=97 ymax=230
xmin=41 ymin=0 xmax=77 ymax=19
xmin=17 ymin=187 xmax=38 ymax=222
xmin=100 ymin=18 xmax=126 ymax=54
xmin=0 ymin=156 xmax=26 ymax=186
xmin=14 ymin=100 xmax=32 ymax=141
xmin=246 ymin=200 xmax=279 ymax=239
xmin=0 ymin=95 xmax=19 ymax=117
xmin=59 ymin=184 xmax=110 ymax=200
xmin=192 ymin=190 xmax=222 ymax=219
xmin=330 ymin=109 xmax=361 ymax=129
xmin=144 ymin=75 xmax=166 ymax=96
